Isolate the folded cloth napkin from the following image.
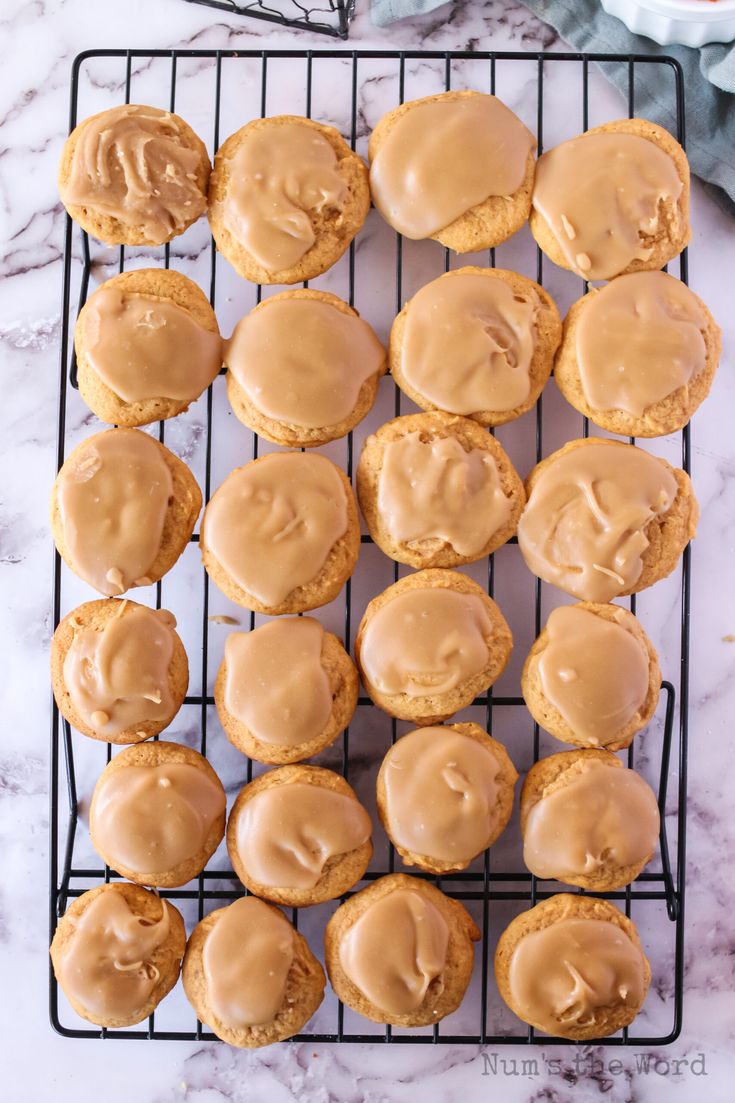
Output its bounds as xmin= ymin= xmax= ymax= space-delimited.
xmin=371 ymin=0 xmax=735 ymax=213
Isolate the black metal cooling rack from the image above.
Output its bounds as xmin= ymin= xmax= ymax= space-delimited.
xmin=181 ymin=0 xmax=354 ymax=38
xmin=51 ymin=48 xmax=690 ymax=1046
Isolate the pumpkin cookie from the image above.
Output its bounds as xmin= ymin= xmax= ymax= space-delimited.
xmin=495 ymin=894 xmax=651 ymax=1039
xmin=368 ymin=91 xmax=536 ymax=251
xmin=356 ymin=411 xmax=525 ymax=568
xmin=521 ymin=602 xmax=661 ymax=751
xmin=324 ymin=874 xmax=480 ymax=1027
xmin=517 ymin=438 xmax=697 ymax=602
xmin=75 ymin=268 xmax=222 ymax=428
xmin=89 ymin=741 xmax=226 ymax=888
xmin=214 ymin=617 xmax=358 ymax=765
xmin=51 ymin=428 xmax=202 ymax=597
xmin=183 ymin=896 xmax=326 ymax=1047
xmin=227 ymin=765 xmax=372 ymax=907
xmin=208 ymin=115 xmax=370 ymax=285
xmin=51 ymin=598 xmax=188 ymax=745
xmin=355 ymin=569 xmax=512 ymax=725
xmin=520 ymin=750 xmax=660 ymax=891
xmin=224 ymin=289 xmax=386 ymax=448
xmin=554 ymin=271 xmax=721 ymax=438
xmin=531 ymin=118 xmax=690 ymax=280
xmin=377 ymin=723 xmax=517 ymax=874
xmin=200 ymin=452 xmax=360 ymax=615
xmin=59 ymin=104 xmax=210 ymax=246
xmin=51 ymin=882 xmax=186 ymax=1029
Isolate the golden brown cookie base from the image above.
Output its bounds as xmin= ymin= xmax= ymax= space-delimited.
xmin=522 ymin=438 xmax=698 ymax=599
xmin=227 ymin=765 xmax=372 ymax=906
xmin=376 ymin=722 xmax=518 ymax=874
xmin=50 ymin=882 xmax=186 ymax=1028
xmin=356 ymin=411 xmax=525 ymax=568
xmin=89 ymin=741 xmax=226 ymax=888
xmin=51 ymin=598 xmax=189 ymax=745
xmin=182 ymin=899 xmax=326 ymax=1046
xmin=208 ymin=115 xmax=370 ymax=285
xmin=324 ymin=873 xmax=480 ymax=1027
xmin=520 ymin=749 xmax=657 ymax=890
xmin=530 ymin=118 xmax=691 ymax=279
xmin=521 ymin=600 xmax=661 ymax=752
xmin=50 ymin=429 xmax=203 ymax=597
xmin=389 ymin=268 xmax=562 ymax=427
xmin=225 ymin=289 xmax=386 ymax=447
xmin=355 ymin=569 xmax=513 ymax=725
xmin=554 ymin=282 xmax=722 ymax=438
xmin=215 ymin=628 xmax=358 ymax=764
xmin=494 ymin=893 xmax=651 ymax=1040
xmin=75 ymin=268 xmax=222 ymax=428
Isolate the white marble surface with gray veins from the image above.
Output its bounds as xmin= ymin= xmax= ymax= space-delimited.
xmin=1 ymin=0 xmax=734 ymax=1100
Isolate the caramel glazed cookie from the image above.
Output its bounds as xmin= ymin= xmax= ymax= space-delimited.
xmin=554 ymin=270 xmax=721 ymax=438
xmin=224 ymin=289 xmax=386 ymax=448
xmin=227 ymin=765 xmax=372 ymax=906
xmin=517 ymin=437 xmax=698 ymax=603
xmin=58 ymin=104 xmax=210 ymax=246
xmin=183 ymin=895 xmax=326 ymax=1047
xmin=355 ymin=568 xmax=512 ymax=725
xmin=389 ymin=267 xmax=561 ymax=428
xmin=200 ymin=451 xmax=360 ymax=615
xmin=494 ymin=894 xmax=651 ymax=1040
xmin=51 ymin=882 xmax=186 ymax=1028
xmin=75 ymin=268 xmax=222 ymax=428
xmin=208 ymin=115 xmax=370 ymax=285
xmin=368 ymin=90 xmax=536 ymax=251
xmin=325 ymin=874 xmax=480 ymax=1027
xmin=530 ymin=118 xmax=690 ymax=280
xmin=89 ymin=741 xmax=226 ymax=888
xmin=357 ymin=411 xmax=525 ymax=569
xmin=215 ymin=616 xmax=358 ymax=765
xmin=51 ymin=598 xmax=189 ymax=744
xmin=50 ymin=427 xmax=202 ymax=597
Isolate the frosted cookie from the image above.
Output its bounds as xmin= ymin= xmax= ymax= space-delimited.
xmin=51 ymin=428 xmax=202 ymax=597
xmin=182 ymin=895 xmax=325 ymax=1047
xmin=324 ymin=874 xmax=480 ymax=1027
xmin=520 ymin=750 xmax=660 ymax=891
xmin=208 ymin=115 xmax=370 ymax=285
xmin=224 ymin=289 xmax=386 ymax=448
xmin=356 ymin=411 xmax=525 ymax=568
xmin=531 ymin=119 xmax=690 ymax=280
xmin=227 ymin=765 xmax=372 ymax=906
xmin=214 ymin=617 xmax=358 ymax=765
xmin=521 ymin=602 xmax=661 ymax=751
xmin=389 ymin=268 xmax=561 ymax=426
xmin=494 ymin=894 xmax=651 ymax=1039
xmin=50 ymin=882 xmax=186 ymax=1029
xmin=59 ymin=104 xmax=210 ymax=246
xmin=554 ymin=271 xmax=721 ymax=438
xmin=51 ymin=598 xmax=188 ymax=745
xmin=517 ymin=438 xmax=697 ymax=602
xmin=368 ymin=91 xmax=536 ymax=251
xmin=75 ymin=269 xmax=222 ymax=427
xmin=200 ymin=452 xmax=360 ymax=615
xmin=355 ymin=569 xmax=512 ymax=725
xmin=89 ymin=741 xmax=226 ymax=888
xmin=376 ymin=723 xmax=518 ymax=874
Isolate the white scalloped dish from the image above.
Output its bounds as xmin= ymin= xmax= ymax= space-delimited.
xmin=602 ymin=0 xmax=735 ymax=46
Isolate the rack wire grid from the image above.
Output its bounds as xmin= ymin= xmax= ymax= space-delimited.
xmin=181 ymin=0 xmax=354 ymax=38
xmin=51 ymin=48 xmax=690 ymax=1046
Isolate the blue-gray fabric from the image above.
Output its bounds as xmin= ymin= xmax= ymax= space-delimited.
xmin=371 ymin=0 xmax=735 ymax=212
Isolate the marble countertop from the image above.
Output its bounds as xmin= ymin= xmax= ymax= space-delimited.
xmin=2 ymin=0 xmax=734 ymax=1100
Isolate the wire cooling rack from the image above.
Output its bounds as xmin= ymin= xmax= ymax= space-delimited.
xmin=181 ymin=0 xmax=354 ymax=38
xmin=51 ymin=49 xmax=690 ymax=1046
